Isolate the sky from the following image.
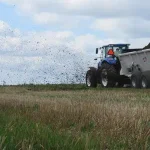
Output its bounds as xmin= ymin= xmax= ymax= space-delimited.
xmin=0 ymin=0 xmax=150 ymax=85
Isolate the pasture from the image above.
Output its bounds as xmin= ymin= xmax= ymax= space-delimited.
xmin=0 ymin=85 xmax=149 ymax=149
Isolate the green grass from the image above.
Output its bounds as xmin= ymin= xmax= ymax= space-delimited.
xmin=0 ymin=85 xmax=150 ymax=149
xmin=13 ymin=84 xmax=87 ymax=91
xmin=0 ymin=108 xmax=104 ymax=150
xmin=0 ymin=111 xmax=89 ymax=150
xmin=0 ymin=109 xmax=146 ymax=150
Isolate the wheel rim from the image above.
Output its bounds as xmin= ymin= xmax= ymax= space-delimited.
xmin=101 ymin=69 xmax=108 ymax=87
xmin=131 ymin=77 xmax=136 ymax=87
xmin=141 ymin=78 xmax=147 ymax=88
xmin=86 ymin=75 xmax=91 ymax=87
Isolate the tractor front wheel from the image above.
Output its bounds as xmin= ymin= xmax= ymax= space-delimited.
xmin=86 ymin=70 xmax=97 ymax=87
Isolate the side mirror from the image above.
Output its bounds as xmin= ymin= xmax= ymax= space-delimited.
xmin=96 ymin=48 xmax=98 ymax=54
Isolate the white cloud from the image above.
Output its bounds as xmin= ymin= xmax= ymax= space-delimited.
xmin=2 ymin=0 xmax=150 ymax=18
xmin=33 ymin=12 xmax=59 ymax=25
xmin=91 ymin=17 xmax=150 ymax=38
xmin=91 ymin=19 xmax=120 ymax=32
xmin=1 ymin=0 xmax=150 ymax=39
xmin=0 ymin=21 xmax=9 ymax=32
xmin=0 ymin=20 xmax=21 ymax=37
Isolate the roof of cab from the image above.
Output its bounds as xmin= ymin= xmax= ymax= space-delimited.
xmin=102 ymin=44 xmax=130 ymax=48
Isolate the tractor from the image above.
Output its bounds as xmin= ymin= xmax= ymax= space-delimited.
xmin=86 ymin=44 xmax=133 ymax=88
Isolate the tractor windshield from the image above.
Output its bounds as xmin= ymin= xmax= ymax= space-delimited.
xmin=113 ymin=46 xmax=128 ymax=56
xmin=106 ymin=46 xmax=129 ymax=56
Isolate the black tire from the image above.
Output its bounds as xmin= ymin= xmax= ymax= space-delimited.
xmin=131 ymin=75 xmax=140 ymax=88
xmin=117 ymin=82 xmax=124 ymax=87
xmin=117 ymin=76 xmax=130 ymax=88
xmin=86 ymin=70 xmax=97 ymax=88
xmin=141 ymin=76 xmax=148 ymax=89
xmin=100 ymin=63 xmax=117 ymax=88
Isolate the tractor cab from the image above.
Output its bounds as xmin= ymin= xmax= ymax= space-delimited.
xmin=95 ymin=44 xmax=130 ymax=71
xmin=96 ymin=44 xmax=130 ymax=59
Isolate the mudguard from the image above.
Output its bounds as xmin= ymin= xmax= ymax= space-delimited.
xmin=98 ymin=57 xmax=117 ymax=68
xmin=89 ymin=67 xmax=97 ymax=71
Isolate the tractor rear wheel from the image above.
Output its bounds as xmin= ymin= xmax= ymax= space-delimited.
xmin=86 ymin=70 xmax=97 ymax=87
xmin=141 ymin=76 xmax=148 ymax=89
xmin=131 ymin=75 xmax=140 ymax=88
xmin=101 ymin=63 xmax=117 ymax=88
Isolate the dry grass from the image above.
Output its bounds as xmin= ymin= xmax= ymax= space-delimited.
xmin=0 ymin=86 xmax=150 ymax=149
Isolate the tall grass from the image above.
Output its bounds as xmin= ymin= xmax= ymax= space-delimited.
xmin=0 ymin=85 xmax=149 ymax=149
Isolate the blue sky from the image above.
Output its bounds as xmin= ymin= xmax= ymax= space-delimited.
xmin=0 ymin=3 xmax=41 ymax=31
xmin=0 ymin=2 xmax=107 ymax=37
xmin=0 ymin=0 xmax=150 ymax=84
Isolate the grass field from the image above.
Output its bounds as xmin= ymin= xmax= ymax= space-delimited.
xmin=0 ymin=84 xmax=150 ymax=149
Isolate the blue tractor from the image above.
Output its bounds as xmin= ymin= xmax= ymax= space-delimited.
xmin=86 ymin=44 xmax=135 ymax=88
